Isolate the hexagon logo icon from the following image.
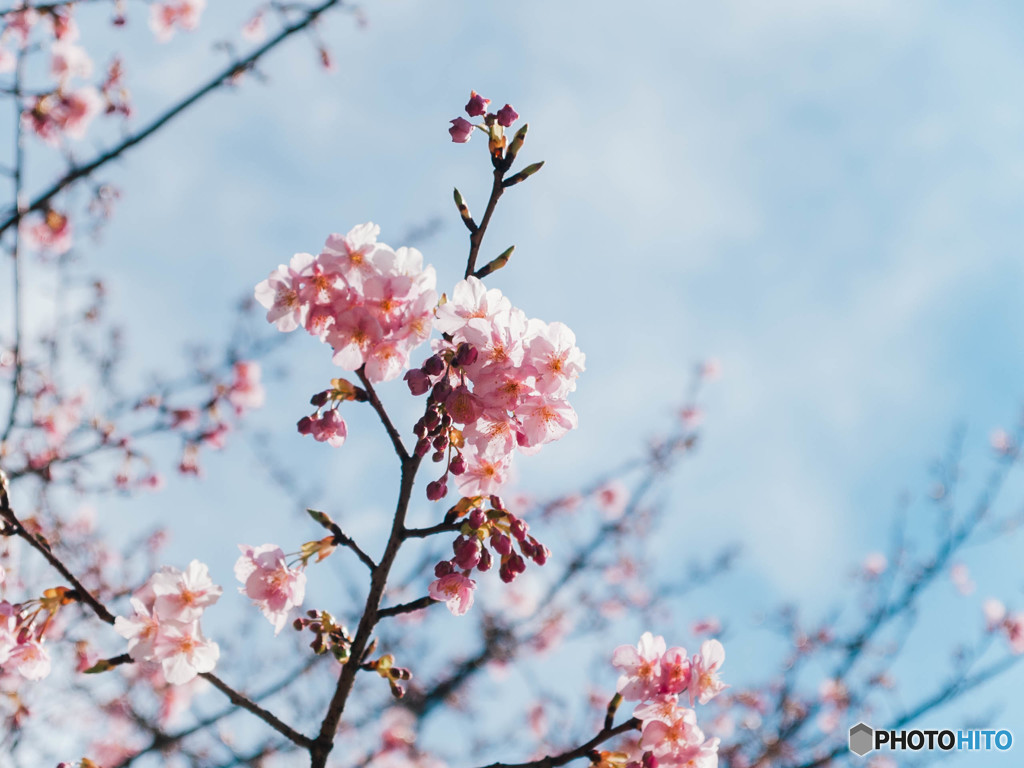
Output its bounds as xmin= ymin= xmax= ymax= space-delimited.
xmin=849 ymin=722 xmax=874 ymax=757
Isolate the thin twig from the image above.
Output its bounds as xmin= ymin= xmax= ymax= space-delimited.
xmin=0 ymin=0 xmax=347 ymax=239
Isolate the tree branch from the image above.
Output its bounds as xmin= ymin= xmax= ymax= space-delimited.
xmin=357 ymin=366 xmax=409 ymax=461
xmin=0 ymin=0 xmax=347 ymax=240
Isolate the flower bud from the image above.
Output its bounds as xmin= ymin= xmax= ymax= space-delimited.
xmin=478 ymin=547 xmax=493 ymax=572
xmin=413 ymin=418 xmax=429 ymax=438
xmin=432 ymin=450 xmax=446 ymax=463
xmin=426 ymin=479 xmax=448 ymax=501
xmin=453 ymin=537 xmax=482 ymax=570
xmin=465 ymin=90 xmax=490 ymax=117
xmin=311 ymin=390 xmax=330 ymax=407
xmin=454 ymin=343 xmax=478 ymax=367
xmin=467 ymin=507 xmax=486 ymax=529
xmin=431 ymin=380 xmax=452 ymax=403
xmin=424 ymin=408 xmax=441 ymax=431
xmin=297 ymin=416 xmax=314 ymax=435
xmin=423 ymin=355 xmax=445 ymax=376
xmin=496 ymin=104 xmax=519 ymax=127
xmin=509 ymin=516 xmax=528 ymax=541
xmin=433 ymin=434 xmax=449 ymax=451
xmin=404 ymin=369 xmax=431 ymax=396
xmin=449 ymin=454 xmax=467 ymax=476
xmin=449 ymin=117 xmax=474 ymax=143
xmin=414 ymin=438 xmax=431 ymax=457
xmin=434 ymin=560 xmax=454 ymax=578
xmin=492 ymin=532 xmax=512 ymax=556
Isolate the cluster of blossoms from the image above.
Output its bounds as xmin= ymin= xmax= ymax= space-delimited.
xmin=150 ymin=0 xmax=206 ymax=42
xmin=0 ymin=588 xmax=74 ymax=681
xmin=255 ymin=222 xmax=437 ymax=403
xmin=406 ymin=276 xmax=584 ymax=499
xmin=611 ymin=632 xmax=726 ymax=768
xmin=983 ymin=599 xmax=1024 ymax=654
xmin=234 ymin=544 xmax=307 ymax=634
xmin=448 ymin=90 xmax=520 ymax=144
xmin=114 ymin=561 xmax=221 ymax=685
xmin=427 ymin=495 xmax=550 ymax=616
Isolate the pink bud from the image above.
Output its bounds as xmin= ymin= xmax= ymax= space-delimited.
xmin=467 ymin=508 xmax=486 ymax=529
xmin=434 ymin=560 xmax=454 ymax=578
xmin=423 ymin=355 xmax=445 ymax=376
xmin=509 ymin=516 xmax=528 ymax=541
xmin=454 ymin=343 xmax=478 ymax=367
xmin=449 ymin=454 xmax=467 ymax=476
xmin=465 ymin=90 xmax=490 ymax=117
xmin=297 ymin=416 xmax=314 ymax=435
xmin=478 ymin=547 xmax=493 ymax=572
xmin=492 ymin=532 xmax=512 ymax=556
xmin=453 ymin=537 xmax=482 ymax=570
xmin=426 ymin=479 xmax=448 ymax=501
xmin=496 ymin=104 xmax=519 ymax=127
xmin=404 ymin=369 xmax=431 ymax=396
xmin=449 ymin=117 xmax=474 ymax=143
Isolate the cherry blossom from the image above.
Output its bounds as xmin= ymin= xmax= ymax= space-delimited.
xmin=115 ymin=562 xmax=222 ymax=685
xmin=234 ymin=544 xmax=307 ymax=634
xmin=612 ymin=631 xmax=667 ymax=701
xmin=687 ymin=640 xmax=727 ymax=706
xmin=150 ymin=0 xmax=206 ymax=42
xmin=151 ymin=560 xmax=223 ymax=623
xmin=256 ymin=224 xmax=437 ymax=383
xmin=428 ymin=572 xmax=476 ymax=616
xmin=153 ymin=621 xmax=219 ymax=684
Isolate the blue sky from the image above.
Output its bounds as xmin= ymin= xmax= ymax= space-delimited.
xmin=9 ymin=0 xmax=1024 ymax=760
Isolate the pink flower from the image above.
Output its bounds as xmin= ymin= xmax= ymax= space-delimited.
xmin=50 ymin=42 xmax=92 ymax=82
xmin=949 ymin=563 xmax=975 ymax=596
xmin=527 ymin=321 xmax=585 ymax=397
xmin=241 ymin=12 xmax=266 ymax=42
xmin=234 ymin=544 xmax=307 ymax=634
xmin=1005 ymin=613 xmax=1024 ymax=654
xmin=9 ymin=638 xmax=51 ymax=680
xmin=449 ymin=117 xmax=474 ymax=143
xmin=595 ymin=480 xmax=629 ymax=520
xmin=516 ymin=394 xmax=578 ymax=450
xmin=687 ymin=639 xmax=727 ymax=706
xmin=984 ymin=598 xmax=1007 ymax=630
xmin=254 ymin=253 xmax=314 ymax=332
xmin=455 ymin=447 xmax=512 ymax=497
xmin=150 ymin=0 xmax=205 ymax=42
xmin=861 ymin=552 xmax=887 ymax=578
xmin=153 ymin=622 xmax=219 ymax=684
xmin=227 ymin=361 xmax=265 ymax=412
xmin=634 ymin=694 xmax=681 ymax=725
xmin=640 ymin=706 xmax=704 ymax=764
xmin=660 ymin=646 xmax=692 ymax=695
xmin=302 ymin=409 xmax=347 ymax=447
xmin=429 ymin=573 xmax=476 ymax=616
xmin=150 ymin=560 xmax=222 ymax=623
xmin=114 ymin=597 xmax=162 ymax=661
xmin=612 ymin=632 xmax=666 ymax=701
xmin=690 ymin=617 xmax=721 ymax=637
xmin=434 ymin=277 xmax=512 ymax=335
xmin=21 ymin=210 xmax=72 ymax=255
xmin=465 ymin=91 xmax=490 ymax=117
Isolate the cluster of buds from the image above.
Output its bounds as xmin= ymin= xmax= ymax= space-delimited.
xmin=407 ymin=343 xmax=479 ymax=500
xmin=297 ymin=377 xmax=368 ymax=447
xmin=440 ymin=495 xmax=548 ymax=585
xmin=293 ymin=609 xmax=353 ymax=663
xmin=365 ymin=653 xmax=412 ymax=699
xmin=449 ymin=90 xmax=519 ymax=153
